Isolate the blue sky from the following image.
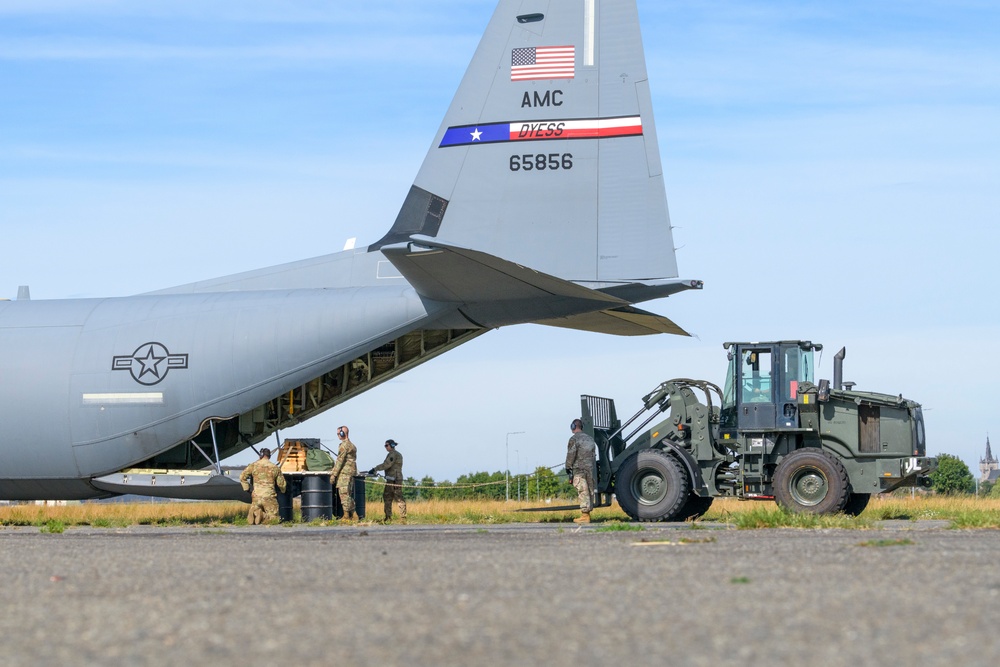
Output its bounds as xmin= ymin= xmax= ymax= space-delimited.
xmin=2 ymin=1 xmax=998 ymax=482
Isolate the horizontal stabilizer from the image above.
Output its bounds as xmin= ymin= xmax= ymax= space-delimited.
xmin=382 ymin=238 xmax=630 ymax=328
xmin=536 ymin=305 xmax=691 ymax=337
xmin=383 ymin=238 xmax=625 ymax=305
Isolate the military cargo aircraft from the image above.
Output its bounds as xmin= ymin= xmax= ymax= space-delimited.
xmin=0 ymin=0 xmax=701 ymax=501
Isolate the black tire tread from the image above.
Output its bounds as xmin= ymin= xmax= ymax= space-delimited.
xmin=673 ymin=493 xmax=713 ymax=522
xmin=773 ymin=448 xmax=850 ymax=515
xmin=841 ymin=492 xmax=871 ymax=516
xmin=615 ymin=449 xmax=690 ymax=522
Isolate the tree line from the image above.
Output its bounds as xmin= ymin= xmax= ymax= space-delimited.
xmin=363 ymin=466 xmax=578 ymax=502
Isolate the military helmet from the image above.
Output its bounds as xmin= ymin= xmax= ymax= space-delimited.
xmin=385 ymin=439 xmax=398 ymax=448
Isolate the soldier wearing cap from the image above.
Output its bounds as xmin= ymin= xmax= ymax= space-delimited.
xmin=566 ymin=418 xmax=597 ymax=523
xmin=369 ymin=439 xmax=406 ymax=522
xmin=330 ymin=425 xmax=358 ymax=521
xmin=240 ymin=447 xmax=287 ymax=525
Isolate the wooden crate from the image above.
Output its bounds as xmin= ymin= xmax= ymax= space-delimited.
xmin=277 ymin=440 xmax=308 ymax=472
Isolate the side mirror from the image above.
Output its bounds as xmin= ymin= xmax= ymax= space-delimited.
xmin=818 ymin=379 xmax=830 ymax=402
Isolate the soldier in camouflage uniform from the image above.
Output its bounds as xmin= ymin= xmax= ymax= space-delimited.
xmin=368 ymin=439 xmax=406 ymax=522
xmin=330 ymin=425 xmax=358 ymax=520
xmin=240 ymin=448 xmax=287 ymax=525
xmin=566 ymin=419 xmax=597 ymax=523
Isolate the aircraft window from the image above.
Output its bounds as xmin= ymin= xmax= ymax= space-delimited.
xmin=517 ymin=13 xmax=544 ymax=23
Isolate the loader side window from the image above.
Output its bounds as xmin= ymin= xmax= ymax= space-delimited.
xmin=720 ymin=351 xmax=738 ymax=429
xmin=782 ymin=347 xmax=815 ymax=402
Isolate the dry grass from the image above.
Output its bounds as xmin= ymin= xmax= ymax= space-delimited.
xmin=0 ymin=501 xmax=248 ymax=528
xmin=4 ymin=494 xmax=1000 ymax=529
xmin=702 ymin=494 xmax=1000 ymax=529
xmin=0 ymin=499 xmax=623 ymax=528
xmin=858 ymin=494 xmax=1000 ymax=528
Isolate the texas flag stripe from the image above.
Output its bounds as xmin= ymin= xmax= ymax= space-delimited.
xmin=439 ymin=116 xmax=643 ymax=147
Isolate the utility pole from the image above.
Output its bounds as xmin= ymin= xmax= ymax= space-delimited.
xmin=505 ymin=431 xmax=524 ymax=502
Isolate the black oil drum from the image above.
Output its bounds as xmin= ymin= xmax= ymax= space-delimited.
xmin=353 ymin=475 xmax=366 ymax=520
xmin=301 ymin=474 xmax=333 ymax=521
xmin=333 ymin=484 xmax=344 ymax=519
xmin=277 ymin=485 xmax=294 ymax=523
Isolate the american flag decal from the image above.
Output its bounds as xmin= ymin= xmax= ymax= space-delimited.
xmin=511 ymin=46 xmax=575 ymax=81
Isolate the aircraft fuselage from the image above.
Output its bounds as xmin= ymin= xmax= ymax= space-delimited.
xmin=0 ymin=266 xmax=445 ymax=498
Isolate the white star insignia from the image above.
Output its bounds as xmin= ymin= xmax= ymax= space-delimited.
xmin=135 ymin=346 xmax=165 ymax=380
xmin=470 ymin=128 xmax=483 ymax=141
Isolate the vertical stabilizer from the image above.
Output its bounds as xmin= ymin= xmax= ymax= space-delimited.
xmin=373 ymin=0 xmax=678 ymax=285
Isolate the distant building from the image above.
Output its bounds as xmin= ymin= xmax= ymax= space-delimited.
xmin=979 ymin=436 xmax=999 ymax=484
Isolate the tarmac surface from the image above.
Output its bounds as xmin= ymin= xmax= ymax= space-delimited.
xmin=2 ymin=522 xmax=998 ymax=667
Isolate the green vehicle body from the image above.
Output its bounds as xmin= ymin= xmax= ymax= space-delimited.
xmin=582 ymin=341 xmax=936 ymax=520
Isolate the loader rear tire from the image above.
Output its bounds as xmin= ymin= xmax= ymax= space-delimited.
xmin=773 ymin=449 xmax=850 ymax=515
xmin=676 ymin=493 xmax=714 ymax=521
xmin=841 ymin=492 xmax=871 ymax=516
xmin=615 ymin=449 xmax=690 ymax=522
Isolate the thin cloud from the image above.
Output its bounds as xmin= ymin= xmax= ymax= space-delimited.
xmin=0 ymin=35 xmax=475 ymax=63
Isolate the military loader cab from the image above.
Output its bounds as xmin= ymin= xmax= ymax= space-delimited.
xmin=582 ymin=340 xmax=935 ymax=521
xmin=719 ymin=340 xmax=818 ymax=434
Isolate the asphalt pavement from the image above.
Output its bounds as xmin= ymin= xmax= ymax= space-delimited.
xmin=1 ymin=522 xmax=997 ymax=666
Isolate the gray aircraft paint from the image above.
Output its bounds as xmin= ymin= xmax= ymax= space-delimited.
xmin=0 ymin=0 xmax=701 ymax=501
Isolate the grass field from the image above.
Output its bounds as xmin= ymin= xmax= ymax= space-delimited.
xmin=4 ymin=494 xmax=1000 ymax=530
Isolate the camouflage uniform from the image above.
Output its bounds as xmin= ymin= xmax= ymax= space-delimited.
xmin=240 ymin=458 xmax=287 ymax=525
xmin=329 ymin=438 xmax=358 ymax=518
xmin=372 ymin=449 xmax=406 ymax=520
xmin=566 ymin=432 xmax=597 ymax=514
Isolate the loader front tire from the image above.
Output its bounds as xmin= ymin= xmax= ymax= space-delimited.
xmin=773 ymin=449 xmax=850 ymax=515
xmin=615 ymin=449 xmax=690 ymax=522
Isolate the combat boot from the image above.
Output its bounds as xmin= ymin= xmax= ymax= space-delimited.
xmin=573 ymin=513 xmax=591 ymax=524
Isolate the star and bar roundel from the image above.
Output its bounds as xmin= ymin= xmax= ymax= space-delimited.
xmin=112 ymin=342 xmax=189 ymax=386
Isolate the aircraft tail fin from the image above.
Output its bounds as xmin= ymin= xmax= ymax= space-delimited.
xmin=371 ymin=0 xmax=683 ymax=287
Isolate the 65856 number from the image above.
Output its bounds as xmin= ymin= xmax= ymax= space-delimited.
xmin=509 ymin=153 xmax=573 ymax=172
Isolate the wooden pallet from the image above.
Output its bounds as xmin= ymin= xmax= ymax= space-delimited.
xmin=277 ymin=440 xmax=309 ymax=472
